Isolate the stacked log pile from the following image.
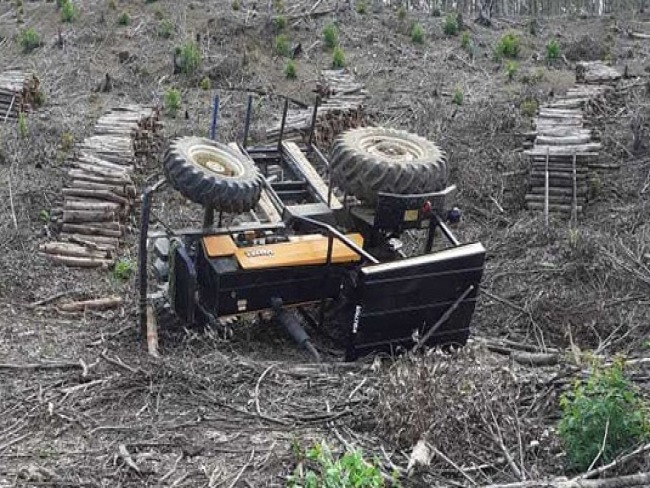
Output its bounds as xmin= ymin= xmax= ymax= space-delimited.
xmin=524 ymin=75 xmax=618 ymax=215
xmin=266 ymin=69 xmax=368 ymax=147
xmin=41 ymin=106 xmax=162 ymax=268
xmin=0 ymin=70 xmax=40 ymax=121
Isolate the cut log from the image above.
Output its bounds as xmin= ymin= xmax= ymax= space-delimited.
xmin=58 ymin=296 xmax=123 ymax=312
xmin=61 ymin=223 xmax=123 ymax=238
xmin=62 ymin=188 xmax=129 ymax=206
xmin=70 ymin=179 xmax=136 ymax=198
xmin=64 ymin=200 xmax=122 ymax=212
xmin=526 ymin=202 xmax=582 ymax=212
xmin=536 ymin=135 xmax=592 ymax=145
xmin=62 ymin=209 xmax=118 ymax=223
xmin=42 ymin=253 xmax=114 ymax=268
xmin=525 ymin=144 xmax=601 ymax=156
xmin=61 ymin=233 xmax=120 ymax=248
xmin=39 ymin=242 xmax=109 ymax=259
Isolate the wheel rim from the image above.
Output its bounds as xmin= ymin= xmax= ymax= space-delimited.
xmin=189 ymin=145 xmax=245 ymax=177
xmin=357 ymin=133 xmax=440 ymax=163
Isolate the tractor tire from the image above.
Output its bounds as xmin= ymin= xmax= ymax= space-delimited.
xmin=330 ymin=127 xmax=447 ymax=205
xmin=164 ymin=137 xmax=263 ymax=213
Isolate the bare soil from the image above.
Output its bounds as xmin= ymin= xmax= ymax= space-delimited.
xmin=1 ymin=1 xmax=649 ymax=487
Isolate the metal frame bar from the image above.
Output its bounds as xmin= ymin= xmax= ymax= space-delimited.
xmin=138 ymin=178 xmax=167 ymax=343
xmin=277 ymin=98 xmax=289 ymax=154
xmin=209 ymin=94 xmax=220 ymax=140
xmin=242 ymin=94 xmax=253 ymax=147
xmin=307 ymin=96 xmax=320 ymax=147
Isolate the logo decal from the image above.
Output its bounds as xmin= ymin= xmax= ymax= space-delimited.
xmin=352 ymin=305 xmax=362 ymax=334
xmin=244 ymin=249 xmax=274 ymax=258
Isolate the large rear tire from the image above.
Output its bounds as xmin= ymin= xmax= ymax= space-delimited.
xmin=330 ymin=127 xmax=447 ymax=205
xmin=164 ymin=137 xmax=263 ymax=213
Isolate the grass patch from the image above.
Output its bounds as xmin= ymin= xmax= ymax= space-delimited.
xmin=158 ymin=18 xmax=173 ymax=38
xmin=199 ymin=77 xmax=211 ymax=90
xmin=113 ymin=258 xmax=135 ymax=281
xmin=18 ymin=112 xmax=28 ymax=138
xmin=19 ymin=28 xmax=41 ymax=53
xmin=443 ymin=14 xmax=458 ymax=36
xmin=520 ymin=98 xmax=538 ymax=117
xmin=546 ymin=38 xmax=560 ymax=61
xmin=285 ymin=59 xmax=297 ymax=79
xmin=410 ymin=23 xmax=424 ymax=44
xmin=452 ymin=87 xmax=463 ymax=105
xmin=60 ymin=0 xmax=76 ymax=22
xmin=117 ymin=11 xmax=131 ymax=26
xmin=505 ymin=60 xmax=518 ymax=81
xmin=332 ymin=46 xmax=345 ymax=68
xmin=322 ymin=22 xmax=338 ymax=49
xmin=178 ymin=41 xmax=201 ymax=74
xmin=164 ymin=88 xmax=181 ymax=117
xmin=275 ymin=34 xmax=290 ymax=56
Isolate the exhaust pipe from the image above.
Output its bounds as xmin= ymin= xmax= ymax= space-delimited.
xmin=271 ymin=298 xmax=321 ymax=362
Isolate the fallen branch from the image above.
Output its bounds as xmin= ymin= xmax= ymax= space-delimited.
xmin=0 ymin=361 xmax=82 ymax=370
xmin=58 ymin=296 xmax=123 ymax=312
xmin=480 ymin=472 xmax=650 ymax=487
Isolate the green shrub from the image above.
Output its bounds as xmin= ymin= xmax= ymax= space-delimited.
xmin=17 ymin=112 xmax=28 ymax=138
xmin=113 ymin=258 xmax=135 ymax=281
xmin=505 ymin=60 xmax=518 ymax=80
xmin=117 ymin=11 xmax=131 ymax=25
xmin=20 ymin=28 xmax=41 ymax=53
xmin=107 ymin=0 xmax=116 ymax=9
xmin=199 ymin=77 xmax=211 ymax=90
xmin=145 ymin=0 xmax=158 ymax=3
xmin=274 ymin=15 xmax=287 ymax=30
xmin=397 ymin=6 xmax=406 ymax=21
xmin=158 ymin=18 xmax=173 ymax=38
xmin=178 ymin=41 xmax=201 ymax=74
xmin=322 ymin=22 xmax=338 ymax=49
xmin=231 ymin=0 xmax=240 ymax=10
xmin=460 ymin=30 xmax=470 ymax=50
xmin=285 ymin=59 xmax=297 ymax=79
xmin=410 ymin=23 xmax=424 ymax=44
xmin=60 ymin=0 xmax=75 ymax=22
xmin=60 ymin=132 xmax=74 ymax=152
xmin=558 ymin=360 xmax=649 ymax=471
xmin=332 ymin=46 xmax=345 ymax=68
xmin=494 ymin=31 xmax=520 ymax=59
xmin=164 ymin=88 xmax=181 ymax=117
xmin=288 ymin=441 xmax=387 ymax=488
xmin=356 ymin=0 xmax=367 ymax=14
xmin=153 ymin=8 xmax=165 ymax=20
xmin=546 ymin=38 xmax=560 ymax=60
xmin=274 ymin=34 xmax=290 ymax=56
xmin=452 ymin=87 xmax=463 ymax=105
xmin=273 ymin=0 xmax=284 ymax=13
xmin=443 ymin=14 xmax=458 ymax=36
xmin=520 ymin=98 xmax=538 ymax=117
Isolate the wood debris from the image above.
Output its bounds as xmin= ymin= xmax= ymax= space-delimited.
xmin=42 ymin=105 xmax=162 ymax=267
xmin=266 ymin=69 xmax=368 ymax=147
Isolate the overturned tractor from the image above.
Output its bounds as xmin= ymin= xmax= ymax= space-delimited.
xmin=138 ymin=103 xmax=486 ymax=361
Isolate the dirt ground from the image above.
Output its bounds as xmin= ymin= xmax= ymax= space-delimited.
xmin=1 ymin=1 xmax=650 ymax=486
